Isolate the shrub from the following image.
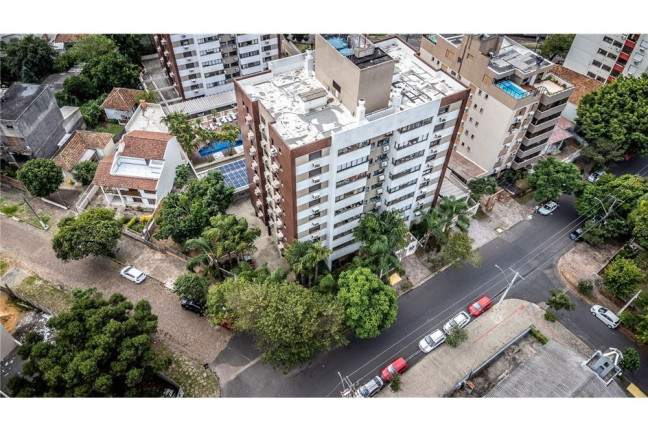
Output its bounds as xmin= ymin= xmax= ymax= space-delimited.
xmin=544 ymin=311 xmax=556 ymax=322
xmin=445 ymin=326 xmax=468 ymax=348
xmin=389 ymin=373 xmax=402 ymax=392
xmin=126 ymin=216 xmax=139 ymax=228
xmin=174 ymin=164 xmax=190 ymax=188
xmin=72 ymin=161 xmax=98 ymax=186
xmin=619 ymin=311 xmax=641 ymax=330
xmin=618 ymin=348 xmax=640 ymax=372
xmin=577 ymin=280 xmax=594 ymax=296
xmin=529 ymin=326 xmax=549 ymax=345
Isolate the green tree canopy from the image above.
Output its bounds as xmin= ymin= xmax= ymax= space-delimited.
xmin=2 ymin=35 xmax=56 ymax=83
xmin=58 ymin=75 xmax=98 ymax=106
xmin=173 ymin=273 xmax=210 ymax=304
xmin=7 ymin=288 xmax=171 ymax=397
xmin=80 ymin=96 xmax=106 ymax=129
xmin=438 ymin=195 xmax=472 ymax=235
xmin=629 ymin=197 xmax=648 ymax=249
xmin=576 ymin=74 xmax=648 ymax=156
xmin=468 ymin=176 xmax=497 ymax=202
xmin=53 ymin=51 xmax=77 ymax=73
xmin=206 ymin=278 xmax=347 ymax=372
xmin=445 ymin=326 xmax=468 ymax=348
xmin=136 ymin=89 xmax=158 ymax=103
xmin=603 ymin=258 xmax=644 ymax=298
xmin=72 ymin=160 xmax=98 ymax=185
xmin=162 ymin=112 xmax=205 ymax=154
xmin=546 ymin=289 xmax=576 ymax=311
xmin=618 ymin=348 xmax=640 ymax=372
xmin=216 ymin=124 xmax=241 ymax=156
xmin=284 ymin=240 xmax=331 ymax=287
xmin=105 ymin=34 xmax=148 ymax=64
xmin=336 ymin=267 xmax=398 ymax=339
xmin=154 ymin=170 xmax=234 ymax=245
xmin=528 ymin=157 xmax=585 ymax=202
xmin=442 ymin=231 xmax=482 ymax=267
xmin=418 ymin=207 xmax=447 ymax=252
xmin=17 ymin=158 xmax=63 ymax=197
xmin=581 ymin=139 xmax=626 ymax=170
xmin=538 ymin=34 xmax=575 ymax=60
xmin=52 ymin=208 xmax=122 ymax=261
xmin=81 ymin=51 xmax=142 ymax=96
xmin=68 ymin=35 xmax=118 ymax=62
xmin=354 ymin=210 xmax=408 ymax=279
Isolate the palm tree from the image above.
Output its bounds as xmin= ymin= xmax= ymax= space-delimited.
xmin=304 ymin=241 xmax=331 ymax=287
xmin=354 ymin=210 xmax=408 ymax=280
xmin=284 ymin=240 xmax=312 ymax=286
xmin=420 ymin=208 xmax=447 ymax=252
xmin=162 ymin=112 xmax=200 ymax=154
xmin=202 ymin=214 xmax=260 ymax=267
xmin=216 ymin=124 xmax=241 ymax=157
xmin=438 ymin=196 xmax=471 ymax=236
xmin=185 ymin=236 xmax=222 ymax=279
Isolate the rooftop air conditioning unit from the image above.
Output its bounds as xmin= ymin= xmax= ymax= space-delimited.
xmin=383 ymin=145 xmax=390 ymax=152
xmin=523 ymin=125 xmax=528 ymax=129
xmin=262 ymin=156 xmax=268 ymax=163
xmin=312 ymin=176 xmax=321 ymax=183
xmin=615 ymin=48 xmax=620 ymax=52
xmin=381 ymin=161 xmax=388 ymax=167
xmin=385 ymin=131 xmax=393 ymax=136
xmin=529 ymin=111 xmax=535 ymax=115
xmin=378 ymin=175 xmax=385 ymax=181
xmin=312 ymin=192 xmax=320 ymax=199
xmin=423 ymin=176 xmax=431 ymax=182
xmin=420 ymin=188 xmax=428 ymax=193
xmin=311 ymin=206 xmax=320 ymax=213
xmin=312 ymin=221 xmax=320 ymax=226
xmin=259 ymin=124 xmax=266 ymax=132
xmin=377 ymin=188 xmax=383 ymax=194
xmin=414 ymin=211 xmax=422 ymax=217
xmin=312 ymin=162 xmax=320 ymax=168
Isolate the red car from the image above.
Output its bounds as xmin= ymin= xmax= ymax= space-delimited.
xmin=468 ymin=296 xmax=492 ymax=317
xmin=624 ymin=153 xmax=636 ymax=161
xmin=381 ymin=357 xmax=408 ymax=381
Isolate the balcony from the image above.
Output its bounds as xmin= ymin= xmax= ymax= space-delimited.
xmin=254 ymin=187 xmax=261 ymax=196
xmin=272 ymin=179 xmax=280 ymax=189
xmin=277 ymin=218 xmax=284 ymax=229
xmin=613 ymin=63 xmax=625 ymax=72
xmin=256 ymin=199 xmax=263 ymax=208
xmin=252 ymin=174 xmax=259 ymax=184
xmin=251 ymin=160 xmax=258 ymax=170
xmin=249 ymin=147 xmax=256 ymax=156
xmin=273 ymin=193 xmax=281 ymax=202
xmin=511 ymin=152 xmax=543 ymax=170
xmin=271 ymin=162 xmax=279 ymax=173
xmin=625 ymin=39 xmax=636 ymax=49
xmin=619 ymin=52 xmax=630 ymax=62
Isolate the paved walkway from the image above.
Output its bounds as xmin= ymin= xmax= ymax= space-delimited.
xmin=469 ymin=196 xmax=531 ymax=249
xmin=377 ymin=299 xmax=591 ymax=397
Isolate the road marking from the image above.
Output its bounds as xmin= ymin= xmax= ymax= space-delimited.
xmin=627 ymin=383 xmax=646 ymax=398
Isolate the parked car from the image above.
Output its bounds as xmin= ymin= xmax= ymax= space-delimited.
xmin=443 ymin=311 xmax=471 ymax=334
xmin=120 ymin=266 xmax=147 ymax=284
xmin=537 ymin=201 xmax=559 ymax=216
xmin=380 ymin=357 xmax=408 ymax=381
xmin=590 ymin=305 xmax=620 ymax=329
xmin=587 ymin=170 xmax=606 ymax=183
xmin=354 ymin=376 xmax=384 ymax=398
xmin=468 ymin=296 xmax=492 ymax=317
xmin=570 ymin=228 xmax=584 ymax=241
xmin=181 ymin=299 xmax=205 ymax=316
xmin=623 ymin=153 xmax=636 ymax=161
xmin=418 ymin=329 xmax=446 ymax=353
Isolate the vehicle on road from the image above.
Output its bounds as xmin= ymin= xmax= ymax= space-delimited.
xmin=181 ymin=299 xmax=205 ymax=316
xmin=120 ymin=266 xmax=147 ymax=284
xmin=418 ymin=329 xmax=446 ymax=353
xmin=380 ymin=357 xmax=408 ymax=381
xmin=468 ymin=296 xmax=492 ymax=317
xmin=443 ymin=311 xmax=471 ymax=334
xmin=590 ymin=305 xmax=620 ymax=329
xmin=623 ymin=153 xmax=636 ymax=161
xmin=354 ymin=376 xmax=384 ymax=398
xmin=570 ymin=228 xmax=584 ymax=241
xmin=537 ymin=201 xmax=559 ymax=216
xmin=587 ymin=170 xmax=606 ymax=183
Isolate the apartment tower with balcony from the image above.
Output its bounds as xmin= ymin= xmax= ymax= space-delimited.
xmin=152 ymin=34 xmax=280 ymax=100
xmin=235 ymin=35 xmax=469 ymax=267
xmin=419 ymin=34 xmax=574 ymax=181
xmin=563 ymin=34 xmax=648 ymax=83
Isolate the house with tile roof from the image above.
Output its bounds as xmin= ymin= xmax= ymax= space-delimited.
xmin=92 ymin=130 xmax=186 ymax=209
xmin=52 ymin=130 xmax=116 ymax=184
xmin=100 ymin=88 xmax=142 ymax=125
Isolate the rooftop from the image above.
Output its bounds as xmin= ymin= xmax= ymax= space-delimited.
xmin=125 ymin=103 xmax=168 ymax=133
xmin=439 ymin=34 xmax=464 ymax=46
xmin=53 ymin=130 xmax=114 ymax=171
xmin=488 ymin=37 xmax=552 ymax=74
xmin=239 ymin=37 xmax=465 ymax=147
xmin=120 ymin=130 xmax=172 ymax=160
xmin=551 ymin=65 xmax=604 ymax=105
xmin=100 ymin=88 xmax=141 ymax=112
xmin=448 ymin=151 xmax=486 ymax=182
xmin=0 ymin=83 xmax=48 ymax=121
xmin=546 ymin=116 xmax=575 ymax=146
xmin=164 ymin=90 xmax=237 ymax=117
xmin=92 ymin=154 xmax=159 ymax=191
xmin=53 ymin=34 xmax=85 ymax=44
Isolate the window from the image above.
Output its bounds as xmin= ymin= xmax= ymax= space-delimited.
xmin=461 ymin=141 xmax=465 ymax=146
xmin=484 ymin=94 xmax=489 ymax=100
xmin=467 ymin=146 xmax=471 ymax=152
xmin=597 ymin=48 xmax=608 ymax=56
xmin=200 ymin=48 xmax=219 ymax=56
xmin=592 ymin=60 xmax=602 ymax=67
xmin=263 ymin=45 xmax=273 ymax=52
xmin=238 ymin=39 xmax=259 ymax=47
xmin=338 ymin=140 xmax=370 ymax=156
xmin=470 ymin=134 xmax=474 ymax=139
xmin=181 ymin=39 xmax=190 ymax=46
xmin=198 ymin=36 xmax=219 ymax=44
xmin=205 ymin=70 xmax=225 ymax=78
xmin=191 ymin=84 xmax=200 ymax=90
xmin=475 ymin=121 xmax=479 ymax=127
xmin=399 ymin=117 xmax=433 ymax=134
xmin=473 ymin=104 xmax=477 ymax=109
xmin=603 ymin=36 xmax=613 ymax=44
xmin=337 ymin=156 xmax=368 ymax=172
xmin=309 ymin=150 xmax=321 ymax=160
xmin=596 ymin=76 xmax=606 ymax=83
xmin=477 ymin=89 xmax=482 ymax=96
xmin=612 ymin=40 xmax=623 ymax=48
xmin=438 ymin=105 xmax=449 ymax=114
xmin=262 ymin=34 xmax=272 ymax=41
xmin=241 ymin=61 xmax=261 ymax=69
xmin=433 ymin=123 xmax=444 ymax=132
xmin=469 ymin=117 xmax=473 ymax=122
xmin=202 ymin=59 xmax=222 ymax=67
xmin=332 ymin=80 xmax=341 ymax=92
xmin=393 ymin=150 xmax=424 ymax=166
xmin=601 ymin=64 xmax=612 ymax=72
xmin=309 ymin=184 xmax=321 ymax=193
xmin=240 ymin=50 xmax=260 ymax=58
xmin=183 ymin=51 xmax=193 ymax=58
xmin=479 ymin=108 xmax=484 ymax=114
xmin=607 ymin=52 xmax=617 ymax=60
xmin=309 ymin=168 xmax=322 ymax=177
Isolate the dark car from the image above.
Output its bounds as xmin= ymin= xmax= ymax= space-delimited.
xmin=181 ymin=299 xmax=205 ymax=316
xmin=570 ymin=228 xmax=584 ymax=241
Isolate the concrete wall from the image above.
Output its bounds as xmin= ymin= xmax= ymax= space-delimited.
xmin=156 ymin=138 xmax=184 ymax=206
xmin=104 ymin=107 xmax=135 ymax=124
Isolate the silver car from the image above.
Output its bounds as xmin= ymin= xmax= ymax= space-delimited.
xmin=443 ymin=311 xmax=471 ymax=334
xmin=587 ymin=170 xmax=605 ymax=183
xmin=354 ymin=376 xmax=384 ymax=398
xmin=537 ymin=201 xmax=559 ymax=216
xmin=120 ymin=266 xmax=147 ymax=284
xmin=418 ymin=329 xmax=446 ymax=353
xmin=590 ymin=305 xmax=620 ymax=329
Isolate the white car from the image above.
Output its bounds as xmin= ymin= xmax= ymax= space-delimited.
xmin=354 ymin=376 xmax=384 ymax=398
xmin=418 ymin=329 xmax=446 ymax=353
xmin=443 ymin=311 xmax=471 ymax=334
xmin=120 ymin=266 xmax=147 ymax=284
xmin=587 ymin=170 xmax=606 ymax=183
xmin=537 ymin=201 xmax=559 ymax=216
xmin=590 ymin=305 xmax=620 ymax=329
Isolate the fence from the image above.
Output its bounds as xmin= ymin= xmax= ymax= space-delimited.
xmin=121 ymin=228 xmax=190 ymax=262
xmin=0 ymin=174 xmax=27 ymax=192
xmin=75 ymin=185 xmax=100 ymax=212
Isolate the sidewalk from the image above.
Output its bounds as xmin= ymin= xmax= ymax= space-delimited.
xmin=468 ymin=195 xmax=531 ymax=249
xmin=377 ymin=299 xmax=592 ymax=398
xmin=114 ymin=236 xmax=187 ymax=289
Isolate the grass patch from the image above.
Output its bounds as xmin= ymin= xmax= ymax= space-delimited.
xmin=294 ymin=43 xmax=312 ymax=53
xmin=1 ymin=203 xmax=20 ymax=215
xmin=529 ymin=325 xmax=549 ymax=345
xmin=473 ymin=208 xmax=489 ymax=221
xmin=14 ymin=275 xmax=74 ymax=315
xmin=94 ymin=123 xmax=123 ymax=139
xmin=515 ymin=190 xmax=534 ymax=205
xmin=0 ymin=260 xmax=9 ymax=276
xmin=152 ymin=343 xmax=220 ymax=398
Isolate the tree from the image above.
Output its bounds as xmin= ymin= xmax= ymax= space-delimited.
xmin=389 ymin=373 xmax=402 ymax=392
xmin=72 ymin=161 xmax=98 ymax=186
xmin=53 ymin=51 xmax=77 ymax=73
xmin=603 ymin=258 xmax=644 ymax=298
xmin=317 ymin=273 xmax=337 ymax=294
xmin=528 ymin=157 xmax=585 ymax=202
xmin=2 ymin=35 xmax=56 ymax=83
xmin=80 ymin=97 xmax=105 ymax=129
xmin=618 ymin=348 xmax=640 ymax=372
xmin=546 ymin=289 xmax=576 ymax=311
xmin=636 ymin=313 xmax=648 ymax=344
xmin=438 ymin=195 xmax=472 ymax=236
xmin=468 ymin=176 xmax=497 ymax=202
xmin=17 ymin=158 xmax=64 ymax=197
xmin=7 ymin=287 xmax=171 ymax=397
xmin=445 ymin=326 xmax=468 ymax=348
xmin=538 ymin=34 xmax=575 ymax=60
xmin=58 ymin=75 xmax=98 ymax=106
xmin=81 ymin=51 xmax=142 ymax=96
xmin=69 ymin=35 xmax=118 ymax=62
xmin=629 ymin=198 xmax=648 ymax=249
xmin=136 ymin=90 xmax=157 ymax=103
xmin=52 ymin=208 xmax=122 ymax=261
xmin=336 ymin=267 xmax=398 ymax=339
xmin=442 ymin=232 xmax=482 ymax=267
xmin=354 ymin=210 xmax=408 ymax=279
xmin=284 ymin=240 xmax=331 ymax=287
xmin=419 ymin=208 xmax=447 ymax=252
xmin=162 ymin=112 xmax=203 ymax=154
xmin=576 ymin=74 xmax=648 ymax=156
xmin=154 ymin=170 xmax=234 ymax=245
xmin=174 ymin=164 xmax=190 ymax=188
xmin=173 ymin=273 xmax=210 ymax=304
xmin=105 ymin=34 xmax=148 ymax=64
xmin=581 ymin=139 xmax=626 ymax=170
xmin=216 ymin=124 xmax=241 ymax=156
xmin=185 ymin=236 xmax=223 ymax=279
xmin=581 ymin=220 xmax=606 ymax=246
xmin=206 ymin=278 xmax=347 ymax=372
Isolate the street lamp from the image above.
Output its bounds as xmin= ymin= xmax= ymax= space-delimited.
xmin=493 ymin=265 xmax=524 ymax=322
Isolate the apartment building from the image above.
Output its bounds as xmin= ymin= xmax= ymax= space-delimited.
xmin=152 ymin=34 xmax=280 ymax=100
xmin=235 ymin=35 xmax=468 ymax=267
xmin=419 ymin=34 xmax=574 ymax=181
xmin=563 ymin=34 xmax=648 ymax=83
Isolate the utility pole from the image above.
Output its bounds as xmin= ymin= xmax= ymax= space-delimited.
xmin=494 ymin=265 xmax=524 ymax=322
xmin=338 ymin=372 xmax=357 ymax=398
xmin=617 ymin=290 xmax=642 ymax=316
xmin=593 ymin=194 xmax=620 ymax=222
xmin=21 ymin=193 xmax=49 ymax=231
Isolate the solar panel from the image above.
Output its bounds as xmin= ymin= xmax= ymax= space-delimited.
xmin=214 ymin=159 xmax=248 ymax=190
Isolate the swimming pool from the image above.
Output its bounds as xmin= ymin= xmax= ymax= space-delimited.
xmin=199 ymin=133 xmax=243 ymax=157
xmin=495 ymin=80 xmax=530 ymax=99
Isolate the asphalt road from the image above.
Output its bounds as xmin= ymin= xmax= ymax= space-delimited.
xmin=219 ymin=156 xmax=648 ymax=397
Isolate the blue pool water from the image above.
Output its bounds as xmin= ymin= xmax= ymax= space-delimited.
xmin=495 ymin=80 xmax=529 ymax=99
xmin=199 ymin=133 xmax=243 ymax=157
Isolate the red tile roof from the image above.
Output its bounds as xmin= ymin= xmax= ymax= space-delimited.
xmin=54 ymin=34 xmax=86 ymax=44
xmin=547 ymin=116 xmax=575 ymax=145
xmin=551 ymin=65 xmax=604 ymax=105
xmin=91 ymin=154 xmax=159 ymax=191
xmin=53 ymin=131 xmax=114 ymax=172
xmin=120 ymin=130 xmax=173 ymax=160
xmin=100 ymin=88 xmax=141 ymax=112
xmin=449 ymin=151 xmax=486 ymax=181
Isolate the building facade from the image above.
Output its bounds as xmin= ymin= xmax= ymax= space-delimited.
xmin=152 ymin=34 xmax=280 ymax=100
xmin=563 ymin=34 xmax=648 ymax=83
xmin=235 ymin=35 xmax=468 ymax=266
xmin=419 ymin=34 xmax=574 ymax=181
